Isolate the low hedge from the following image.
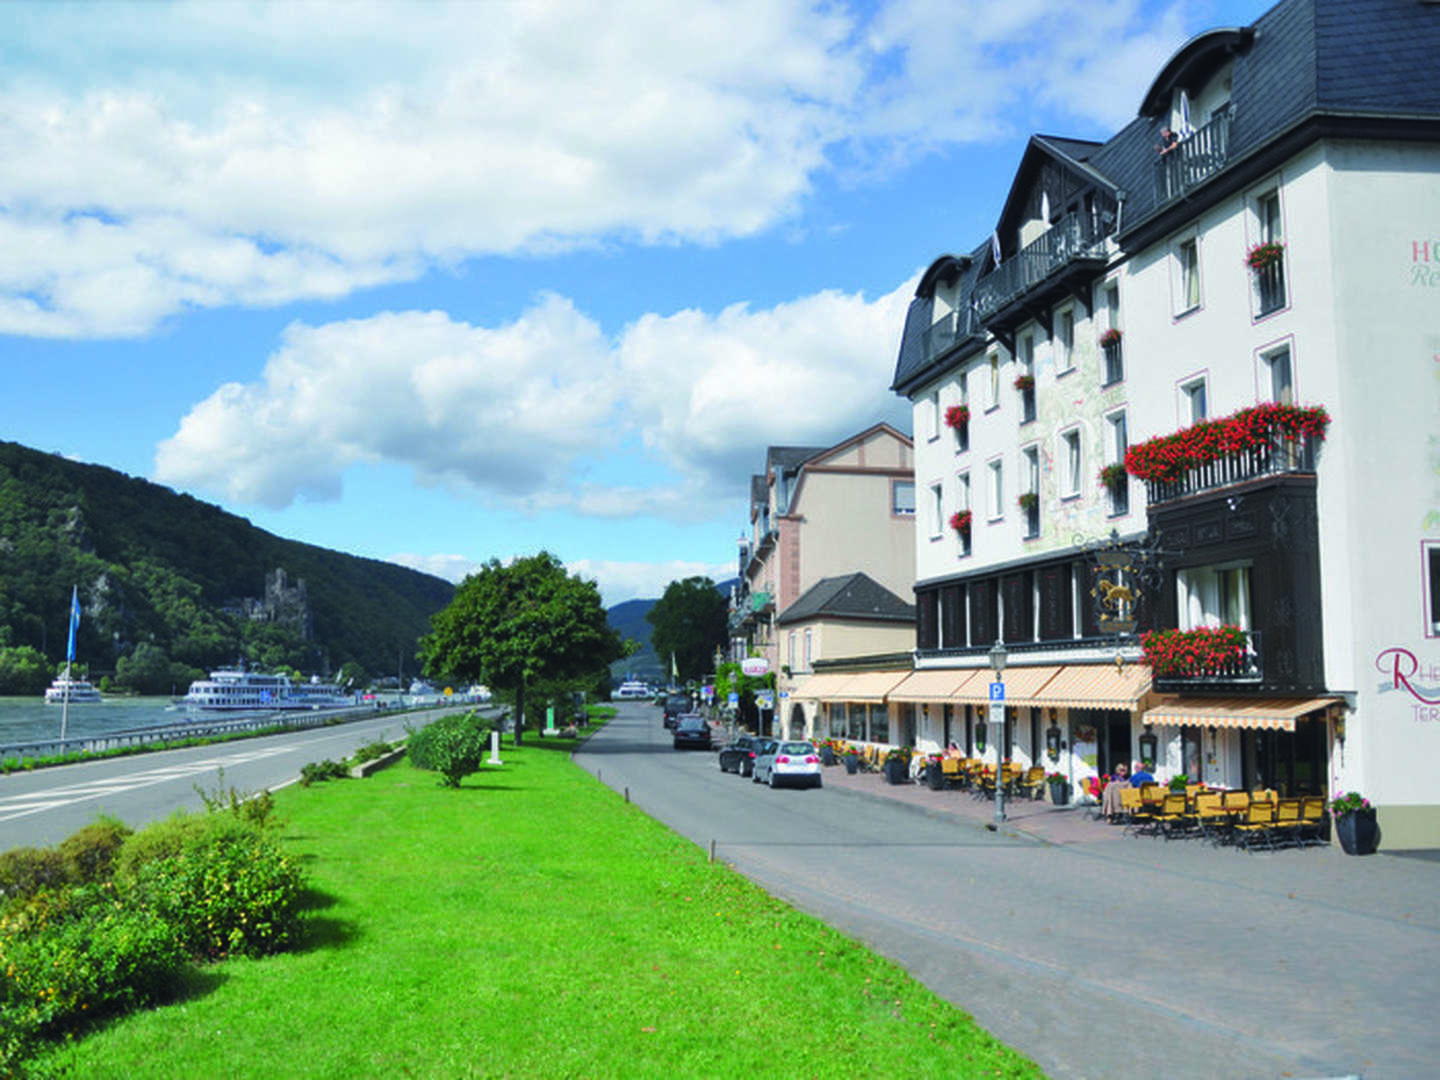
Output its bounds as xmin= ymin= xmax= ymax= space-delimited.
xmin=406 ymin=711 xmax=491 ymax=787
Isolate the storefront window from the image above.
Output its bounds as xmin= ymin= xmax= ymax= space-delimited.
xmin=870 ymin=703 xmax=890 ymax=744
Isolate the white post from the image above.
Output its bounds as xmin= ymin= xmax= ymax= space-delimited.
xmin=487 ymin=728 xmax=503 ymax=765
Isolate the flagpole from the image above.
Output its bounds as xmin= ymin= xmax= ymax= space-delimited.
xmin=61 ymin=586 xmax=79 ymax=742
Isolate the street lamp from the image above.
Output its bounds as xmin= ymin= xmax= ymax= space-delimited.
xmin=988 ymin=638 xmax=1008 ymax=825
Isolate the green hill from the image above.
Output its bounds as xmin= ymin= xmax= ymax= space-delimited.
xmin=0 ymin=440 xmax=454 ymax=686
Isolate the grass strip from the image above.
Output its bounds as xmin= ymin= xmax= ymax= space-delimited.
xmin=35 ymin=735 xmax=1039 ymax=1078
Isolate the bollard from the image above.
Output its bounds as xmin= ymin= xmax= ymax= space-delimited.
xmin=625 ymin=786 xmax=630 ymax=804
xmin=710 ymin=839 xmax=716 ymax=863
xmin=487 ymin=729 xmax=503 ymax=766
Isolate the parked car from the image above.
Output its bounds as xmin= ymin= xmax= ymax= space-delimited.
xmin=672 ymin=714 xmax=712 ymax=750
xmin=753 ymin=740 xmax=823 ymax=789
xmin=662 ymin=693 xmax=692 ymax=730
xmin=718 ymin=734 xmax=763 ymax=775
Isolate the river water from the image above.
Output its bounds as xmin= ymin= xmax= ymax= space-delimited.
xmin=0 ymin=696 xmax=184 ymax=747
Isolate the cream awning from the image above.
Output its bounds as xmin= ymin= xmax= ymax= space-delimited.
xmin=787 ymin=673 xmax=853 ymax=700
xmin=1030 ymin=663 xmax=1153 ymax=710
xmin=1142 ymin=696 xmax=1342 ymax=732
xmin=831 ymin=670 xmax=911 ymax=703
xmin=953 ymin=664 xmax=1064 ymax=704
xmin=887 ymin=668 xmax=984 ymax=702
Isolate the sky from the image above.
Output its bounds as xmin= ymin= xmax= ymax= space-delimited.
xmin=0 ymin=0 xmax=1272 ymax=607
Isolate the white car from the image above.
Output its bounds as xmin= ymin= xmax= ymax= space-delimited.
xmin=752 ymin=740 xmax=823 ymax=789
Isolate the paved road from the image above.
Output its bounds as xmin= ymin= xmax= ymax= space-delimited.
xmin=0 ymin=706 xmax=493 ymax=849
xmin=576 ymin=703 xmax=1440 ymax=1080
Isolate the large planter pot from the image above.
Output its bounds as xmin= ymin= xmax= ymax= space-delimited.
xmin=843 ymin=754 xmax=859 ymax=775
xmin=1048 ymin=780 xmax=1070 ymax=806
xmin=925 ymin=762 xmax=946 ymax=791
xmin=1335 ymin=808 xmax=1379 ymax=855
xmin=883 ymin=758 xmax=909 ymax=785
xmin=819 ymin=745 xmax=836 ymax=767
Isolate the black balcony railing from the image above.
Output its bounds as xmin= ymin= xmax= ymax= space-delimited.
xmin=1154 ymin=110 xmax=1232 ymax=205
xmin=972 ymin=212 xmax=1107 ymax=322
xmin=1256 ymin=259 xmax=1286 ymax=315
xmin=922 ymin=308 xmax=978 ymax=363
xmin=1153 ymin=630 xmax=1263 ymax=689
xmin=1143 ymin=431 xmax=1320 ymax=505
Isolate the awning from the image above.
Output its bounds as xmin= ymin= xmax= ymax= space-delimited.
xmin=887 ymin=668 xmax=984 ymax=702
xmin=831 ymin=670 xmax=911 ymax=703
xmin=953 ymin=664 xmax=1064 ymax=704
xmin=1142 ymin=696 xmax=1342 ymax=732
xmin=787 ymin=673 xmax=852 ymax=700
xmin=1030 ymin=663 xmax=1153 ymax=710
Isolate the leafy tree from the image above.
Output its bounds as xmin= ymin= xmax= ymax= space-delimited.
xmin=115 ymin=643 xmax=174 ymax=695
xmin=645 ymin=577 xmax=728 ymax=684
xmin=714 ymin=660 xmax=775 ymax=731
xmin=336 ymin=660 xmax=368 ymax=691
xmin=0 ymin=645 xmax=50 ymax=695
xmin=419 ymin=552 xmax=623 ymax=745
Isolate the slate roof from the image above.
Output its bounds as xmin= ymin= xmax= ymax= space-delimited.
xmin=891 ymin=0 xmax=1440 ymax=397
xmin=775 ymin=572 xmax=915 ymax=626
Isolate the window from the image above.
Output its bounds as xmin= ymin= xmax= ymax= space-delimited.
xmin=1021 ymin=447 xmax=1040 ymax=538
xmin=892 ymin=480 xmax=915 ymax=516
xmin=1253 ymin=189 xmax=1286 ymax=315
xmin=987 ymin=351 xmax=1000 ymax=409
xmin=1178 ymin=562 xmax=1253 ymax=630
xmin=1101 ymin=283 xmax=1123 ymax=385
xmin=926 ymin=389 xmax=941 ymax=441
xmin=1105 ymin=411 xmax=1129 ymax=516
xmin=1177 ymin=237 xmax=1201 ymax=314
xmin=930 ymin=482 xmax=944 ymax=539
xmin=1017 ymin=336 xmax=1036 ymax=424
xmin=1060 ymin=429 xmax=1081 ymax=498
xmin=804 ymin=628 xmax=813 ymax=669
xmin=1056 ymin=307 xmax=1075 ymax=374
xmin=1262 ymin=345 xmax=1293 ymax=404
xmin=1181 ymin=377 xmax=1208 ymax=424
xmin=953 ymin=372 xmax=970 ymax=453
xmin=1426 ymin=543 xmax=1440 ymax=636
xmin=988 ymin=459 xmax=1004 ymax=520
xmin=788 ymin=631 xmax=796 ymax=672
xmin=956 ymin=471 xmax=972 ymax=556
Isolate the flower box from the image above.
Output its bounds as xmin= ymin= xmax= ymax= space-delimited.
xmin=1013 ymin=374 xmax=1035 ymax=393
xmin=1140 ymin=626 xmax=1249 ymax=677
xmin=949 ymin=510 xmax=972 ymax=535
xmin=1097 ymin=462 xmax=1128 ymax=490
xmin=1017 ymin=492 xmax=1038 ymax=513
xmin=944 ymin=404 xmax=970 ymax=430
xmin=1245 ymin=241 xmax=1285 ymax=272
xmin=1098 ymin=327 xmax=1122 ymax=348
xmin=1124 ymin=402 xmax=1330 ymax=485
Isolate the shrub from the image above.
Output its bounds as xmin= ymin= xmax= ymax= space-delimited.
xmin=406 ymin=711 xmax=491 ymax=787
xmin=300 ymin=759 xmax=351 ymax=786
xmin=192 ymin=767 xmax=277 ymax=829
xmin=130 ymin=831 xmax=305 ymax=961
xmin=350 ymin=739 xmax=394 ymax=765
xmin=0 ymin=883 xmax=187 ymax=1056
xmin=114 ymin=809 xmax=263 ymax=888
xmin=0 ymin=847 xmax=70 ymax=907
xmin=58 ymin=817 xmax=133 ymax=885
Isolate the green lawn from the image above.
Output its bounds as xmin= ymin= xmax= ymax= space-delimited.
xmin=37 ymin=734 xmax=1040 ymax=1078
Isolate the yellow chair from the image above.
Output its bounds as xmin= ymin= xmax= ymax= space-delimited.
xmin=1273 ymin=799 xmax=1304 ymax=849
xmin=1153 ymin=792 xmax=1194 ymax=840
xmin=1234 ymin=801 xmax=1276 ymax=852
xmin=1194 ymin=791 xmax=1229 ymax=844
xmin=1018 ymin=766 xmax=1046 ymax=800
xmin=1299 ymin=796 xmax=1327 ymax=846
xmin=1118 ymin=785 xmax=1144 ymax=829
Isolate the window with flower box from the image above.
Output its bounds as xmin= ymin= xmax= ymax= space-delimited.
xmin=1021 ymin=447 xmax=1040 ymax=538
xmin=1251 ymin=188 xmax=1286 ymax=316
xmin=1101 ymin=283 xmax=1123 ymax=385
xmin=1104 ymin=410 xmax=1129 ymax=516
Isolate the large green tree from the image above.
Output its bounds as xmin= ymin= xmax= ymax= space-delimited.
xmin=419 ymin=552 xmax=623 ymax=744
xmin=646 ymin=576 xmax=728 ymax=684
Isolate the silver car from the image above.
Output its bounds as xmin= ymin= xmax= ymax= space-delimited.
xmin=752 ymin=740 xmax=822 ymax=789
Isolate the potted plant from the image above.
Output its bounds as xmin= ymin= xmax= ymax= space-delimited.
xmin=843 ymin=747 xmax=860 ymax=774
xmin=1017 ymin=492 xmax=1038 ymax=513
xmin=883 ymin=747 xmax=911 ymax=785
xmin=1046 ymin=771 xmax=1070 ymax=806
xmin=1098 ymin=327 xmax=1122 ymax=348
xmin=1098 ymin=462 xmax=1128 ymax=491
xmin=1245 ymin=241 xmax=1285 ymax=272
xmin=818 ymin=739 xmax=838 ymax=766
xmin=1013 ymin=373 xmax=1035 ymax=393
xmin=924 ymin=754 xmax=946 ymax=791
xmin=1168 ymin=773 xmax=1189 ymax=793
xmin=1331 ymin=791 xmax=1378 ymax=855
xmin=944 ymin=404 xmax=970 ymax=430
xmin=949 ymin=510 xmax=972 ymax=536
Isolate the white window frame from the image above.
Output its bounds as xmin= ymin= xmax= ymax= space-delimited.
xmin=1424 ymin=541 xmax=1440 ymax=638
xmin=987 ymin=350 xmax=1001 ymax=411
xmin=1059 ymin=428 xmax=1082 ymax=499
xmin=956 ymin=470 xmax=972 ymax=556
xmin=1174 ymin=234 xmax=1202 ymax=316
xmin=1055 ymin=305 xmax=1076 ymax=375
xmin=892 ymin=479 xmax=915 ymax=517
xmin=1177 ymin=561 xmax=1254 ymax=631
xmin=1258 ymin=341 xmax=1294 ymax=404
xmin=804 ymin=628 xmax=813 ymax=669
xmin=926 ymin=389 xmax=941 ymax=441
xmin=929 ymin=481 xmax=944 ymax=540
xmin=1104 ymin=409 xmax=1130 ymax=516
xmin=1180 ymin=375 xmax=1208 ymax=425
xmin=987 ymin=457 xmax=1004 ymax=521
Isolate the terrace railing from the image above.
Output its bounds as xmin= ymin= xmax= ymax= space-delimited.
xmin=1154 ymin=110 xmax=1232 ymax=204
xmin=1143 ymin=430 xmax=1320 ymax=505
xmin=972 ymin=212 xmax=1107 ymax=321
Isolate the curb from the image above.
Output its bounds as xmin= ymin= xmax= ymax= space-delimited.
xmin=350 ymin=743 xmax=407 ymax=779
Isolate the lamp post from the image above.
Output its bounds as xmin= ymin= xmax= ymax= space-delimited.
xmin=988 ymin=638 xmax=1008 ymax=825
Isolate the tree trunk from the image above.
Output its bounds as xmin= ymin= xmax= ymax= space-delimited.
xmin=514 ymin=673 xmax=525 ymax=746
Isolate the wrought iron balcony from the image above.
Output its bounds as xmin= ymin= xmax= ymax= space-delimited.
xmin=1152 ymin=630 xmax=1263 ymax=691
xmin=1256 ymin=259 xmax=1286 ymax=315
xmin=921 ymin=307 xmax=980 ymax=363
xmin=1143 ymin=431 xmax=1320 ymax=506
xmin=972 ymin=212 xmax=1108 ymax=323
xmin=1154 ymin=110 xmax=1232 ymax=205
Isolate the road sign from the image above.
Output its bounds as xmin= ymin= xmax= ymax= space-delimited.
xmin=988 ymin=702 xmax=1005 ymax=727
xmin=727 ymin=691 xmax=739 ymax=706
xmin=989 ymin=681 xmax=1005 ymax=701
xmin=741 ymin=657 xmax=770 ymax=676
xmin=756 ymin=691 xmax=774 ymax=710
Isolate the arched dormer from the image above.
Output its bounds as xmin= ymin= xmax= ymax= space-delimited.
xmin=1140 ymin=27 xmax=1254 ymax=120
xmin=916 ymin=254 xmax=970 ymax=300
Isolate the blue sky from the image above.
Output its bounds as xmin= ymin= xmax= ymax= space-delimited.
xmin=1 ymin=0 xmax=1269 ymax=605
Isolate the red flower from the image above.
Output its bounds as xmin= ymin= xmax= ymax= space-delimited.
xmin=944 ymin=404 xmax=970 ymax=429
xmin=949 ymin=510 xmax=973 ymax=534
xmin=1125 ymin=403 xmax=1330 ymax=483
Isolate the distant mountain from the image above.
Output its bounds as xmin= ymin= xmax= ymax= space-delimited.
xmin=605 ymin=577 xmax=739 ymax=685
xmin=0 ymin=440 xmax=454 ymax=680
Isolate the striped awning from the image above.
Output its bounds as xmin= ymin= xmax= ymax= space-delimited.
xmin=887 ymin=668 xmax=985 ymax=702
xmin=789 ymin=670 xmax=909 ymax=703
xmin=1142 ymin=696 xmax=1342 ymax=732
xmin=787 ymin=673 xmax=852 ymax=700
xmin=1030 ymin=663 xmax=1153 ymax=710
xmin=952 ymin=664 xmax=1064 ymax=704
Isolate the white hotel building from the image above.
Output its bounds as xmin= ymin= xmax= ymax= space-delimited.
xmin=888 ymin=0 xmax=1440 ymax=848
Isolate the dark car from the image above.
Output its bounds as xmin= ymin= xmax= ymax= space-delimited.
xmin=718 ymin=734 xmax=762 ymax=775
xmin=672 ymin=714 xmax=712 ymax=750
xmin=662 ymin=693 xmax=692 ymax=730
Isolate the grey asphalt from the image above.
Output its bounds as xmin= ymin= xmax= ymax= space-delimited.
xmin=577 ymin=706 xmax=1440 ymax=1080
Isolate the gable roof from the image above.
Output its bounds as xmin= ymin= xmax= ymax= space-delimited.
xmin=776 ymin=572 xmax=915 ymax=626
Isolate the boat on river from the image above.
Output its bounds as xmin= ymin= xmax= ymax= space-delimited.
xmin=44 ymin=668 xmax=103 ymax=704
xmin=181 ymin=668 xmax=357 ymax=712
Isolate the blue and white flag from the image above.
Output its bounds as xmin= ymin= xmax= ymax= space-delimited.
xmin=991 ymin=230 xmax=1002 ymax=266
xmin=66 ymin=586 xmax=81 ymax=664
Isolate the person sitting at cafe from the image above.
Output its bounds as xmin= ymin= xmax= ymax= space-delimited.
xmin=1130 ymin=761 xmax=1156 ymax=787
xmin=1101 ymin=762 xmax=1131 ymax=820
xmin=945 ymin=741 xmax=963 ymax=759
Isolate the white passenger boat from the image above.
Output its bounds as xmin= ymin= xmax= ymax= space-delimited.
xmin=181 ymin=668 xmax=357 ymax=712
xmin=44 ymin=667 xmax=103 ymax=704
xmin=615 ymin=680 xmax=652 ymax=699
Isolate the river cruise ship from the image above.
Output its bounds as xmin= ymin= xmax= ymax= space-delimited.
xmin=182 ymin=668 xmax=356 ymax=712
xmin=44 ymin=668 xmax=103 ymax=704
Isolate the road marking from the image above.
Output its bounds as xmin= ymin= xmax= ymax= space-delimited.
xmin=0 ymin=745 xmax=292 ymax=822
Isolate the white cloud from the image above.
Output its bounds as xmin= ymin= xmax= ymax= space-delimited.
xmin=386 ymin=552 xmax=483 ymax=584
xmin=154 ymin=278 xmax=917 ymax=517
xmin=2 ymin=0 xmax=1209 ymax=338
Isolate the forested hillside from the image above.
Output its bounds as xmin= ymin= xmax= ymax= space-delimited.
xmin=0 ymin=440 xmax=453 ymax=690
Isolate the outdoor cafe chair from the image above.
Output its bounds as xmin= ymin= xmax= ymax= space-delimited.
xmin=1194 ymin=791 xmax=1229 ymax=844
xmin=1273 ymin=799 xmax=1304 ymax=849
xmin=1154 ymin=792 xmax=1194 ymax=840
xmin=1018 ymin=766 xmax=1046 ymax=800
xmin=1299 ymin=796 xmax=1328 ymax=846
xmin=1234 ymin=801 xmax=1277 ymax=852
xmin=1117 ymin=785 xmax=1143 ymax=828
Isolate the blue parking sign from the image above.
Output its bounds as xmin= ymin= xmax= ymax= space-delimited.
xmin=989 ymin=681 xmax=1005 ymax=702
